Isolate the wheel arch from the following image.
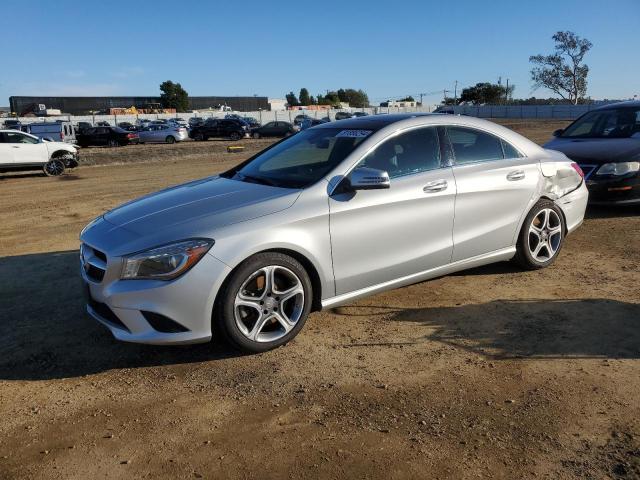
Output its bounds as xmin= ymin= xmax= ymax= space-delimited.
xmin=50 ymin=149 xmax=74 ymax=159
xmin=212 ymin=247 xmax=324 ymax=318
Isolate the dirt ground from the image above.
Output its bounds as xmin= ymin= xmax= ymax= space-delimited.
xmin=0 ymin=119 xmax=639 ymax=479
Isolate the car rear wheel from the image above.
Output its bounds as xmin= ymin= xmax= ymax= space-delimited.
xmin=43 ymin=159 xmax=65 ymax=177
xmin=165 ymin=136 xmax=176 ymax=144
xmin=107 ymin=139 xmax=119 ymax=147
xmin=252 ymin=132 xmax=261 ymax=139
xmin=514 ymin=199 xmax=565 ymax=270
xmin=215 ymin=252 xmax=312 ymax=353
xmin=229 ymin=132 xmax=241 ymax=141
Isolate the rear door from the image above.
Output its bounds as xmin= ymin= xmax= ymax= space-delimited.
xmin=446 ymin=126 xmax=539 ymax=261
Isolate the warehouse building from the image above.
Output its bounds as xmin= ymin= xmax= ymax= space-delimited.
xmin=9 ymin=95 xmax=269 ymax=115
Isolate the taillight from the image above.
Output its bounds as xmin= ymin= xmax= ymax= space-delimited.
xmin=571 ymin=162 xmax=585 ymax=179
xmin=127 ymin=133 xmax=136 ymax=139
xmin=60 ymin=132 xmax=64 ymax=140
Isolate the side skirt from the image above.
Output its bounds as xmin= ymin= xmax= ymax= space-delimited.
xmin=320 ymin=246 xmax=516 ymax=310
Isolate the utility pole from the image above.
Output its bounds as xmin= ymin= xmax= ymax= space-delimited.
xmin=454 ymin=81 xmax=458 ymax=104
xmin=505 ymin=78 xmax=509 ymax=104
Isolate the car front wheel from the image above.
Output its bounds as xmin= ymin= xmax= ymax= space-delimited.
xmin=229 ymin=132 xmax=241 ymax=141
xmin=514 ymin=199 xmax=565 ymax=270
xmin=215 ymin=252 xmax=312 ymax=353
xmin=43 ymin=159 xmax=65 ymax=177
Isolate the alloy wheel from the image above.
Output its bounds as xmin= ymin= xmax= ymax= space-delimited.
xmin=234 ymin=265 xmax=305 ymax=343
xmin=528 ymin=208 xmax=562 ymax=262
xmin=44 ymin=159 xmax=64 ymax=176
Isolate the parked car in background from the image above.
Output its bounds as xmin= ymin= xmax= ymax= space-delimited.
xmin=95 ymin=121 xmax=111 ymax=126
xmin=138 ymin=124 xmax=188 ymax=144
xmin=117 ymin=122 xmax=139 ymax=131
xmin=352 ymin=112 xmax=368 ymax=117
xmin=250 ymin=121 xmax=296 ymax=138
xmin=136 ymin=119 xmax=152 ymax=129
xmin=76 ymin=121 xmax=93 ymax=134
xmin=189 ymin=118 xmax=249 ymax=141
xmin=300 ymin=118 xmax=327 ymax=130
xmin=0 ymin=130 xmax=79 ymax=176
xmin=544 ymin=100 xmax=640 ymax=205
xmin=26 ymin=121 xmax=77 ymax=144
xmin=3 ymin=119 xmax=22 ymax=130
xmin=334 ymin=111 xmax=353 ymax=120
xmin=242 ymin=117 xmax=261 ymax=128
xmin=225 ymin=114 xmax=243 ymax=121
xmin=79 ymin=114 xmax=588 ymax=352
xmin=293 ymin=114 xmax=312 ymax=126
xmin=77 ymin=126 xmax=139 ymax=147
xmin=189 ymin=117 xmax=205 ymax=128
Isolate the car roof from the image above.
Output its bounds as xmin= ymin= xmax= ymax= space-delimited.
xmin=594 ymin=100 xmax=640 ymax=110
xmin=316 ymin=113 xmax=434 ymax=130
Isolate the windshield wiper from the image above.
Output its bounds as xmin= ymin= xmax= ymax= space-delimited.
xmin=236 ymin=172 xmax=280 ymax=187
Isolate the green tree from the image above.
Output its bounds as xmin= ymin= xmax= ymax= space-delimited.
xmin=285 ymin=91 xmax=299 ymax=107
xmin=398 ymin=96 xmax=415 ymax=102
xmin=530 ymin=31 xmax=592 ymax=105
xmin=459 ymin=82 xmax=514 ymax=105
xmin=159 ymin=80 xmax=189 ymax=112
xmin=299 ymin=88 xmax=311 ymax=106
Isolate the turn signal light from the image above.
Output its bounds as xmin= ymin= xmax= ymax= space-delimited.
xmin=571 ymin=162 xmax=585 ymax=179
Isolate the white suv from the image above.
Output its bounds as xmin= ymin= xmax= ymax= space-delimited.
xmin=0 ymin=130 xmax=79 ymax=176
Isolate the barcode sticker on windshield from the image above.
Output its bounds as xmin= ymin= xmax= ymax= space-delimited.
xmin=336 ymin=130 xmax=372 ymax=138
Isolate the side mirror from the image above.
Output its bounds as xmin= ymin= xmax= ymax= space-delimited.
xmin=552 ymin=128 xmax=564 ymax=137
xmin=349 ymin=167 xmax=391 ymax=190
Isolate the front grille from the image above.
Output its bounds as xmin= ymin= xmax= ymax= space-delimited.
xmin=81 ymin=243 xmax=107 ymax=283
xmin=87 ymin=293 xmax=130 ymax=332
xmin=93 ymin=248 xmax=107 ymax=263
xmin=86 ymin=264 xmax=105 ymax=282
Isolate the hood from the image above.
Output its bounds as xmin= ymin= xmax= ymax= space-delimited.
xmin=103 ymin=176 xmax=300 ymax=240
xmin=543 ymin=136 xmax=640 ymax=164
xmin=45 ymin=141 xmax=77 ymax=152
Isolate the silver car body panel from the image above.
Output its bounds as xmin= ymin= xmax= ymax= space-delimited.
xmin=80 ymin=114 xmax=588 ymax=344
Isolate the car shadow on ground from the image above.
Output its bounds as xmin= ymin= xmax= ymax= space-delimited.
xmin=0 ymin=250 xmax=242 ymax=381
xmin=333 ymin=297 xmax=640 ymax=360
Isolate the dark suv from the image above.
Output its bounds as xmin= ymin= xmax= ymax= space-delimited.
xmin=189 ymin=119 xmax=249 ymax=141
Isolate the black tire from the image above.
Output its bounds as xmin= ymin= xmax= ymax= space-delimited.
xmin=43 ymin=159 xmax=65 ymax=177
xmin=215 ymin=252 xmax=313 ymax=353
xmin=165 ymin=136 xmax=176 ymax=144
xmin=514 ymin=199 xmax=565 ymax=270
xmin=229 ymin=131 xmax=241 ymax=141
xmin=107 ymin=139 xmax=119 ymax=148
xmin=252 ymin=132 xmax=260 ymax=139
xmin=194 ymin=132 xmax=204 ymax=141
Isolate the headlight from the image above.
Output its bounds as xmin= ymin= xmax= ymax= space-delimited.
xmin=596 ymin=162 xmax=640 ymax=176
xmin=121 ymin=239 xmax=214 ymax=280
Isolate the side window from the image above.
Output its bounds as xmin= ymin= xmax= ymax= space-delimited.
xmin=447 ymin=127 xmax=504 ymax=164
xmin=357 ymin=127 xmax=441 ymax=179
xmin=265 ymin=122 xmax=275 ymax=128
xmin=501 ymin=139 xmax=523 ymax=159
xmin=4 ymin=132 xmax=39 ymax=144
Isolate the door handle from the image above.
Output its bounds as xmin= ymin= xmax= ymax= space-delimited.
xmin=506 ymin=170 xmax=525 ymax=181
xmin=423 ymin=179 xmax=448 ymax=193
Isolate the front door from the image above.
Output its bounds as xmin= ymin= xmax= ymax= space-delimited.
xmin=2 ymin=131 xmax=47 ymax=164
xmin=329 ymin=126 xmax=456 ymax=295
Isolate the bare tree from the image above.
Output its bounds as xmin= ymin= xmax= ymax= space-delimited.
xmin=529 ymin=31 xmax=592 ymax=105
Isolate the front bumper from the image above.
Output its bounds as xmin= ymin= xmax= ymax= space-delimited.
xmin=80 ymin=246 xmax=231 ymax=345
xmin=586 ymin=174 xmax=640 ymax=205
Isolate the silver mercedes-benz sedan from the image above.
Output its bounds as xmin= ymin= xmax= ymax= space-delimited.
xmin=80 ymin=114 xmax=588 ymax=352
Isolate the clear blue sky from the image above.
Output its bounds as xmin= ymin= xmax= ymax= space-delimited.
xmin=2 ymin=0 xmax=638 ymax=105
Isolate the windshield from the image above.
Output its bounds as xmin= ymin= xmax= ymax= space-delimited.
xmin=561 ymin=107 xmax=640 ymax=139
xmin=227 ymin=127 xmax=374 ymax=189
